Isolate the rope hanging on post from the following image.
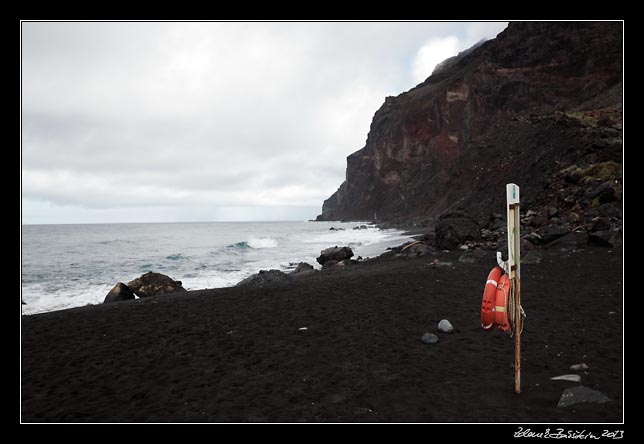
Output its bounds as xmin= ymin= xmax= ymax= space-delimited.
xmin=507 ymin=276 xmax=526 ymax=337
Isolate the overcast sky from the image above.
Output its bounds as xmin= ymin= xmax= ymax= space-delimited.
xmin=21 ymin=21 xmax=508 ymax=224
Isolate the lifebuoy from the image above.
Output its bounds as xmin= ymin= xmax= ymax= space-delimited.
xmin=494 ymin=274 xmax=511 ymax=332
xmin=481 ymin=267 xmax=502 ymax=330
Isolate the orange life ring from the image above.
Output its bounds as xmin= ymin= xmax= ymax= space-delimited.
xmin=494 ymin=274 xmax=511 ymax=332
xmin=481 ymin=267 xmax=503 ymax=330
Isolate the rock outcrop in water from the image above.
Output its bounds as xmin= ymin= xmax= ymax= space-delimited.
xmin=104 ymin=282 xmax=136 ymax=303
xmin=316 ymin=22 xmax=622 ymax=228
xmin=316 ymin=246 xmax=354 ymax=265
xmin=127 ymin=272 xmax=186 ymax=297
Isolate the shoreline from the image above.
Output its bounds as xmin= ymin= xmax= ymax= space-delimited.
xmin=21 ymin=222 xmax=414 ymax=316
xmin=22 ymin=244 xmax=622 ymax=422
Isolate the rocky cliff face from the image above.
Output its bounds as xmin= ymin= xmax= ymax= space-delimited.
xmin=316 ymin=22 xmax=622 ymax=227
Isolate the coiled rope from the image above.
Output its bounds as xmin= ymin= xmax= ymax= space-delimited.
xmin=508 ymin=275 xmax=526 ymax=337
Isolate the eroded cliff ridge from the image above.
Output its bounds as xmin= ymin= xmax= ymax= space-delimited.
xmin=316 ymin=22 xmax=622 ymax=226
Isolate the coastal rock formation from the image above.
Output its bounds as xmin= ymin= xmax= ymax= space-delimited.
xmin=557 ymin=386 xmax=611 ymax=408
xmin=316 ymin=22 xmax=622 ymax=227
xmin=316 ymin=246 xmax=354 ymax=265
xmin=103 ymin=282 xmax=136 ymax=303
xmin=434 ymin=212 xmax=481 ymax=250
xmin=401 ymin=241 xmax=432 ymax=257
xmin=236 ymin=269 xmax=291 ymax=287
xmin=127 ymin=272 xmax=186 ymax=298
xmin=293 ymin=262 xmax=315 ymax=274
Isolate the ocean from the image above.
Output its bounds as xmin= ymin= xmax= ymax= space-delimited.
xmin=21 ymin=221 xmax=412 ymax=315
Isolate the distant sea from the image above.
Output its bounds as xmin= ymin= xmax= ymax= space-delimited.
xmin=21 ymin=221 xmax=412 ymax=315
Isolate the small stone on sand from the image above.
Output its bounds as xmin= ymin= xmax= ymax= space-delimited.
xmin=550 ymin=374 xmax=581 ymax=382
xmin=421 ymin=333 xmax=439 ymax=344
xmin=569 ymin=363 xmax=589 ymax=371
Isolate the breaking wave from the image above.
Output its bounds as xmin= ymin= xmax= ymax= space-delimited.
xmin=228 ymin=237 xmax=279 ymax=250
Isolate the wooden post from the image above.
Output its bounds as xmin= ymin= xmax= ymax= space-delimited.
xmin=506 ymin=183 xmax=521 ymax=395
xmin=515 ymin=274 xmax=521 ymax=394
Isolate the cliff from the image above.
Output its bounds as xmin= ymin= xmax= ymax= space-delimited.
xmin=316 ymin=22 xmax=623 ymax=226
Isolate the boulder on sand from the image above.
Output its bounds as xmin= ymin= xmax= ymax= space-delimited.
xmin=589 ymin=230 xmax=622 ymax=248
xmin=557 ymin=386 xmax=611 ymax=408
xmin=434 ymin=212 xmax=481 ymax=250
xmin=103 ymin=282 xmax=136 ymax=303
xmin=236 ymin=269 xmax=291 ymax=287
xmin=421 ymin=333 xmax=440 ymax=344
xmin=538 ymin=224 xmax=569 ymax=244
xmin=437 ymin=319 xmax=454 ymax=333
xmin=401 ymin=241 xmax=432 ymax=257
xmin=293 ymin=262 xmax=314 ymax=274
xmin=127 ymin=272 xmax=186 ymax=298
xmin=316 ymin=246 xmax=354 ymax=265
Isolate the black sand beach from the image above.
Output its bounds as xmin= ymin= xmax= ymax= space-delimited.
xmin=21 ymin=246 xmax=623 ymax=423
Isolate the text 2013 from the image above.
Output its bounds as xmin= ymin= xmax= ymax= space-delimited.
xmin=514 ymin=427 xmax=624 ymax=439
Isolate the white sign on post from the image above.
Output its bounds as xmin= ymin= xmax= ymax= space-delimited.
xmin=506 ymin=183 xmax=520 ymax=280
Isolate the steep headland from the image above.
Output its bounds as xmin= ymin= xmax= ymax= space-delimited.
xmin=317 ymin=22 xmax=622 ymax=231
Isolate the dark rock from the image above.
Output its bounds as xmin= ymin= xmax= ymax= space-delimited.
xmin=586 ymin=181 xmax=617 ymax=203
xmin=342 ymin=259 xmax=360 ymax=266
xmin=402 ymin=241 xmax=432 ymax=257
xmin=545 ymin=231 xmax=589 ymax=249
xmin=585 ymin=208 xmax=601 ymax=220
xmin=590 ymin=217 xmax=611 ymax=232
xmin=589 ymin=230 xmax=622 ymax=247
xmin=421 ymin=333 xmax=439 ymax=344
xmin=598 ymin=203 xmax=622 ymax=219
xmin=377 ymin=250 xmax=398 ymax=260
xmin=103 ymin=282 xmax=136 ymax=303
xmin=538 ymin=224 xmax=569 ymax=244
xmin=434 ymin=212 xmax=481 ymax=250
xmin=488 ymin=215 xmax=505 ymax=231
xmin=127 ymin=272 xmax=186 ymax=297
xmin=329 ymin=227 xmax=345 ymax=231
xmin=546 ymin=206 xmax=559 ymax=218
xmin=568 ymin=212 xmax=581 ymax=223
xmin=317 ymin=246 xmax=354 ymax=265
xmin=236 ymin=269 xmax=291 ymax=287
xmin=563 ymin=168 xmax=583 ymax=184
xmin=523 ymin=232 xmax=543 ymax=245
xmin=557 ymin=386 xmax=611 ymax=408
xmin=597 ymin=187 xmax=617 ymax=204
xmin=353 ymin=225 xmax=368 ymax=230
xmin=293 ymin=262 xmax=314 ymax=273
xmin=321 ymin=260 xmax=339 ymax=270
xmin=22 ymin=299 xmax=27 ymax=305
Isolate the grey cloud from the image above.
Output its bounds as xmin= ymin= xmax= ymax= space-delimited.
xmin=21 ymin=21 xmax=507 ymax=223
